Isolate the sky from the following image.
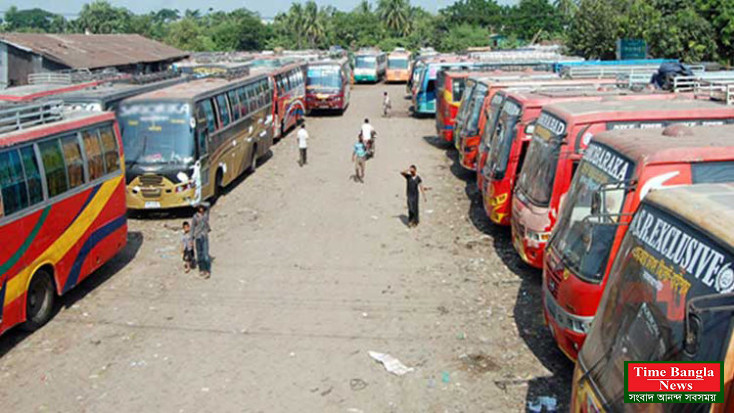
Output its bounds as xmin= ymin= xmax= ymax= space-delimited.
xmin=0 ymin=0 xmax=518 ymax=20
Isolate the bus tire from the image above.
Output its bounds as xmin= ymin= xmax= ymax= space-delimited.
xmin=22 ymin=269 xmax=55 ymax=331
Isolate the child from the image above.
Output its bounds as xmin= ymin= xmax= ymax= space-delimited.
xmin=182 ymin=221 xmax=195 ymax=273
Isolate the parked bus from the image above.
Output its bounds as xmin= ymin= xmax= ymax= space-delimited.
xmin=271 ymin=62 xmax=307 ymax=138
xmin=544 ymin=126 xmax=734 ymax=361
xmin=121 ymin=71 xmax=274 ymax=210
xmin=353 ymin=50 xmax=387 ymax=83
xmin=0 ymin=101 xmax=127 ymax=335
xmin=58 ymin=75 xmax=188 ymax=113
xmin=571 ymin=183 xmax=734 ymax=412
xmin=454 ymin=76 xmax=616 ymax=172
xmin=386 ymin=49 xmax=412 ymax=83
xmin=0 ymin=80 xmax=102 ymax=103
xmin=412 ymin=59 xmax=476 ymax=116
xmin=479 ymin=88 xmax=677 ymax=226
xmin=436 ymin=70 xmax=474 ymax=143
xmin=511 ymin=98 xmax=734 ymax=269
xmin=305 ymin=58 xmax=351 ymax=114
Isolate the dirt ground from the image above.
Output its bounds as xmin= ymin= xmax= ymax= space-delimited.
xmin=0 ymin=84 xmax=573 ymax=412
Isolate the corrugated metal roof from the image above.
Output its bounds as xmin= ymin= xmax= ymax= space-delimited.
xmin=0 ymin=33 xmax=188 ymax=70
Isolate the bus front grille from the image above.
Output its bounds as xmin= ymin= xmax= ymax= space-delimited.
xmin=139 ymin=175 xmax=163 ymax=187
xmin=141 ymin=188 xmax=161 ymax=198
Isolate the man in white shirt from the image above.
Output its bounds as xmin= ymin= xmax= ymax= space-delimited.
xmin=297 ymin=124 xmax=309 ymax=166
xmin=360 ymin=118 xmax=375 ymax=156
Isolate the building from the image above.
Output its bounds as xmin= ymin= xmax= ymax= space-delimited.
xmin=0 ymin=33 xmax=189 ymax=88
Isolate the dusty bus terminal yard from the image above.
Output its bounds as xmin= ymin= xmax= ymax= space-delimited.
xmin=0 ymin=84 xmax=572 ymax=412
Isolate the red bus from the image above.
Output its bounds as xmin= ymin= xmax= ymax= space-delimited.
xmin=480 ymin=88 xmax=677 ymax=226
xmin=0 ymin=101 xmax=127 ymax=335
xmin=436 ymin=70 xmax=473 ymax=143
xmin=511 ymin=98 xmax=734 ymax=270
xmin=0 ymin=80 xmax=101 ymax=103
xmin=571 ymin=183 xmax=734 ymax=412
xmin=305 ymin=58 xmax=351 ymax=114
xmin=455 ymin=77 xmax=618 ymax=172
xmin=271 ymin=62 xmax=306 ymax=138
xmin=544 ymin=125 xmax=734 ymax=361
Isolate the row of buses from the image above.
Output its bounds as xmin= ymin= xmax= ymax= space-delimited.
xmin=420 ymin=59 xmax=734 ymax=410
xmin=0 ymin=58 xmax=324 ymax=336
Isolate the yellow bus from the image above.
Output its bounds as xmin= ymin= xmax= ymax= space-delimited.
xmin=386 ymin=49 xmax=412 ymax=83
xmin=120 ymin=70 xmax=274 ymax=210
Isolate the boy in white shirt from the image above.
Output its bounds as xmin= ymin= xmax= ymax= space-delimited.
xmin=297 ymin=124 xmax=309 ymax=166
xmin=360 ymin=118 xmax=375 ymax=156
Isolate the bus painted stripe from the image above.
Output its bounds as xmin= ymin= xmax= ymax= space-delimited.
xmin=0 ymin=280 xmax=6 ymax=322
xmin=67 ymin=184 xmax=102 ymax=229
xmin=4 ymin=176 xmax=122 ymax=305
xmin=0 ymin=206 xmax=51 ymax=276
xmin=62 ymin=215 xmax=126 ymax=293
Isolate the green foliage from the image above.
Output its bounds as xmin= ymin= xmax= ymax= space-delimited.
xmin=438 ymin=24 xmax=490 ymax=52
xmin=4 ymin=6 xmax=67 ymax=32
xmin=75 ymin=0 xmax=132 ymax=34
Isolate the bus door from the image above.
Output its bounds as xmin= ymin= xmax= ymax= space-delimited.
xmin=195 ymin=104 xmax=212 ymax=200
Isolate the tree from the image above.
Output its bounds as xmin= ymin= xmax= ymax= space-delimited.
xmin=506 ymin=0 xmax=563 ymax=41
xmin=74 ymin=0 xmax=132 ymax=34
xmin=438 ymin=24 xmax=490 ymax=52
xmin=377 ymin=0 xmax=412 ymax=36
xmin=566 ymin=0 xmax=619 ymax=59
xmin=694 ymin=0 xmax=734 ymax=63
xmin=439 ymin=0 xmax=503 ymax=30
xmin=4 ymin=6 xmax=67 ymax=32
xmin=647 ymin=6 xmax=718 ymax=62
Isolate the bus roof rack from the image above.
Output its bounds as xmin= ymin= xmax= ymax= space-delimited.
xmin=693 ymin=79 xmax=734 ymax=105
xmin=674 ymin=71 xmax=734 ymax=93
xmin=0 ymin=100 xmax=64 ymax=134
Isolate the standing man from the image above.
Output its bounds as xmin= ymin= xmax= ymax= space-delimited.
xmin=192 ymin=203 xmax=212 ymax=278
xmin=382 ymin=91 xmax=391 ymax=117
xmin=352 ymin=135 xmax=368 ymax=183
xmin=360 ymin=118 xmax=375 ymax=157
xmin=400 ymin=165 xmax=428 ymax=228
xmin=297 ymin=123 xmax=309 ymax=166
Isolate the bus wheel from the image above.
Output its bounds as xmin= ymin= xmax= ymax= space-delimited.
xmin=22 ymin=269 xmax=55 ymax=331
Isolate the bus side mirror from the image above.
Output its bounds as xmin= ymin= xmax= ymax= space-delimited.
xmin=684 ymin=293 xmax=734 ymax=358
xmin=591 ymin=191 xmax=602 ymax=215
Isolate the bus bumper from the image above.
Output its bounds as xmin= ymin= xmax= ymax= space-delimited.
xmin=354 ymin=74 xmax=377 ymax=83
xmin=543 ymin=285 xmax=592 ymax=362
xmin=126 ymin=176 xmax=197 ymax=210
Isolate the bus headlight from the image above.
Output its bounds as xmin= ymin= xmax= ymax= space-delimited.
xmin=527 ymin=230 xmax=552 ymax=242
xmin=175 ymin=182 xmax=193 ymax=193
xmin=571 ymin=318 xmax=591 ymax=334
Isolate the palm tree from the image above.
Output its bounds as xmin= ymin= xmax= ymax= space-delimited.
xmin=285 ymin=3 xmax=306 ymax=48
xmin=356 ymin=0 xmax=372 ymax=15
xmin=377 ymin=0 xmax=412 ymax=36
xmin=303 ymin=1 xmax=325 ymax=48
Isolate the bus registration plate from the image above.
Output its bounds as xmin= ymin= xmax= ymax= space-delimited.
xmin=145 ymin=201 xmax=161 ymax=209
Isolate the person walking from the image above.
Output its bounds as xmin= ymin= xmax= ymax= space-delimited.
xmin=192 ymin=203 xmax=212 ymax=278
xmin=400 ymin=165 xmax=428 ymax=227
xmin=360 ymin=118 xmax=375 ymax=157
xmin=352 ymin=135 xmax=368 ymax=183
xmin=382 ymin=91 xmax=391 ymax=117
xmin=297 ymin=123 xmax=309 ymax=166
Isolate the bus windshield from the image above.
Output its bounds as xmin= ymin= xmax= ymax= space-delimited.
xmin=388 ymin=58 xmax=409 ymax=69
xmin=455 ymin=81 xmax=477 ymax=124
xmin=119 ymin=102 xmax=194 ymax=165
xmin=479 ymin=95 xmax=505 ymax=154
xmin=552 ymin=143 xmax=634 ymax=282
xmin=515 ymin=113 xmax=566 ymax=206
xmin=579 ymin=203 xmax=734 ymax=409
xmin=307 ymin=66 xmax=342 ymax=91
xmin=464 ymin=84 xmax=489 ymax=136
xmin=487 ymin=100 xmax=521 ymax=177
xmin=452 ymin=78 xmax=466 ymax=103
xmin=355 ymin=56 xmax=376 ymax=69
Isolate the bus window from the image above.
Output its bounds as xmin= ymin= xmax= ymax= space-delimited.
xmin=82 ymin=130 xmax=105 ymax=180
xmin=39 ymin=139 xmax=69 ymax=197
xmin=0 ymin=149 xmax=28 ymax=216
xmin=691 ymin=160 xmax=734 ymax=183
xmin=228 ymin=90 xmax=240 ymax=121
xmin=246 ymin=85 xmax=257 ymax=112
xmin=19 ymin=146 xmax=43 ymax=205
xmin=99 ymin=126 xmax=120 ymax=173
xmin=61 ymin=134 xmax=85 ymax=189
xmin=216 ymin=95 xmax=230 ymax=127
xmin=200 ymin=99 xmax=217 ymax=132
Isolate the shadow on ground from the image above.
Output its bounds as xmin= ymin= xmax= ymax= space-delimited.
xmin=440 ymin=145 xmax=573 ymax=411
xmin=0 ymin=231 xmax=144 ymax=358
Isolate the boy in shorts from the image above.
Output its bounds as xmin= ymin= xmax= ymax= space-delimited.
xmin=182 ymin=221 xmax=195 ymax=273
